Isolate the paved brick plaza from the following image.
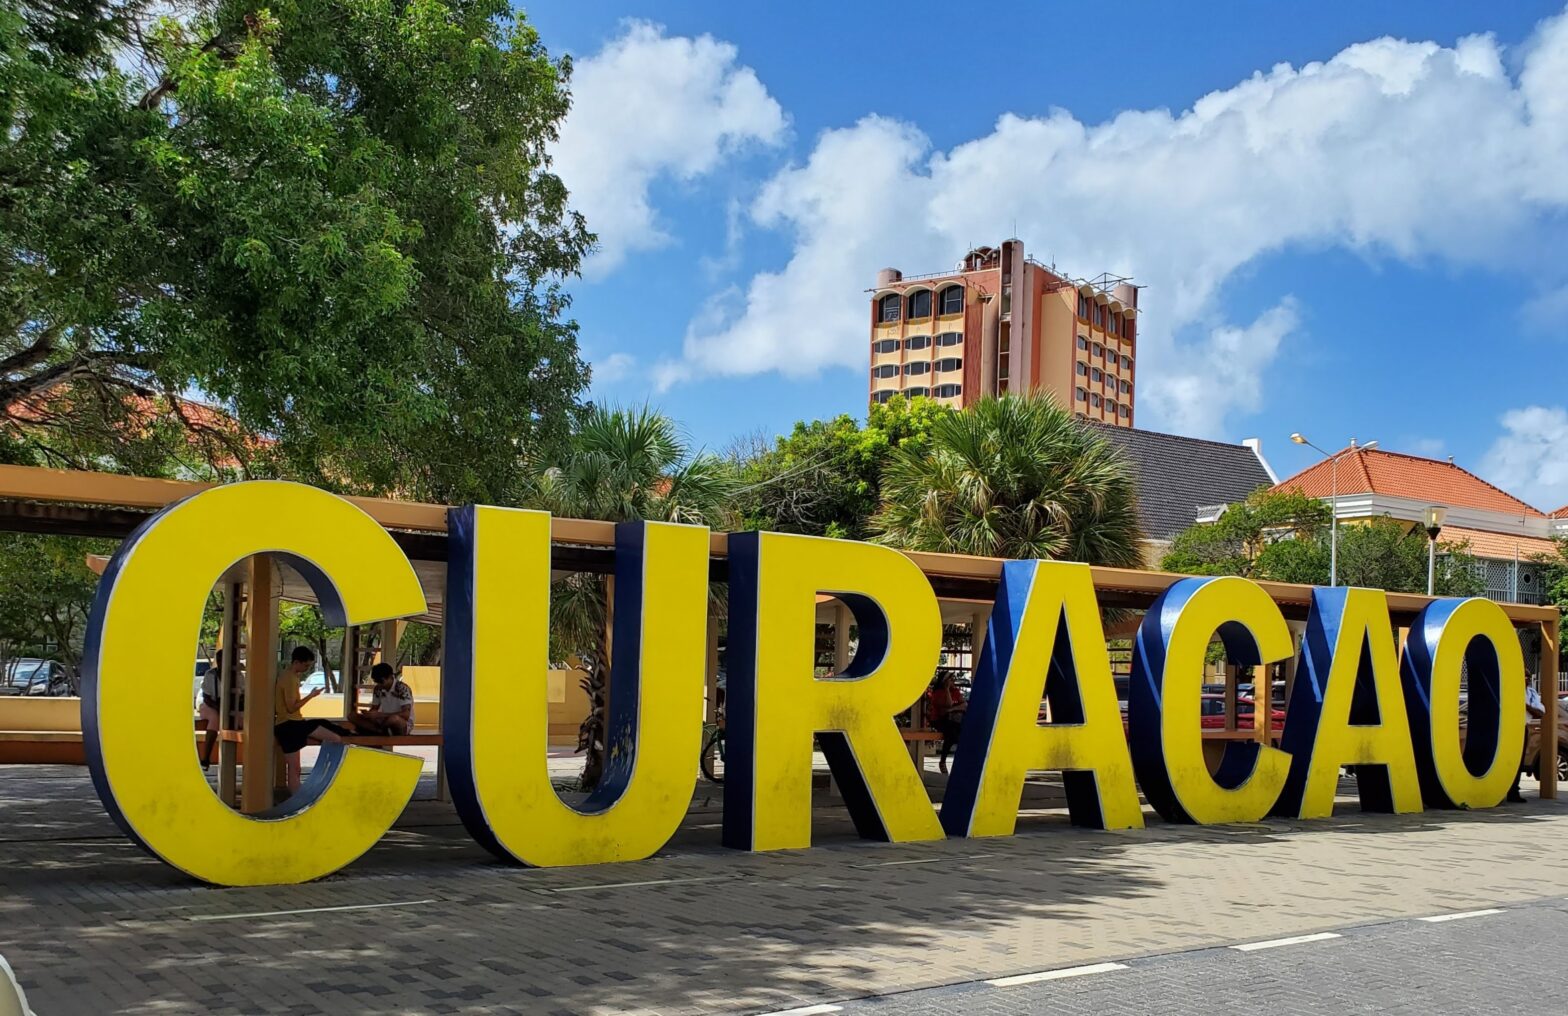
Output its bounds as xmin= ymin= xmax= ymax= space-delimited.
xmin=0 ymin=764 xmax=1564 ymax=1015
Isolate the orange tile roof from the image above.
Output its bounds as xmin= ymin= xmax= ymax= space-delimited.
xmin=1552 ymin=505 xmax=1568 ymax=519
xmin=1273 ymin=447 xmax=1544 ymax=517
xmin=1438 ymin=526 xmax=1560 ymax=561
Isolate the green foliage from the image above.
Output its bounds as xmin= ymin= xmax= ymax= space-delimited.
xmin=871 ymin=392 xmax=1144 ymax=566
xmin=2 ymin=0 xmax=590 ymax=499
xmin=0 ymin=533 xmax=113 ymax=686
xmin=1164 ymin=490 xmax=1483 ymax=595
xmin=731 ymin=394 xmax=951 ymax=541
xmin=1162 ymin=488 xmax=1330 ymax=578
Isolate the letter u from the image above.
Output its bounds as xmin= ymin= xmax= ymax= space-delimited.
xmin=444 ymin=506 xmax=709 ymax=866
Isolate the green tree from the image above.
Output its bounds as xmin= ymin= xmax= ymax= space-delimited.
xmin=732 ymin=394 xmax=951 ymax=540
xmin=526 ymin=405 xmax=733 ymax=790
xmin=1162 ymin=488 xmax=1331 ymax=578
xmin=872 ymin=392 xmax=1143 ymax=566
xmin=0 ymin=533 xmax=112 ymax=690
xmin=1164 ymin=491 xmax=1483 ymax=596
xmin=2 ymin=0 xmax=590 ymax=500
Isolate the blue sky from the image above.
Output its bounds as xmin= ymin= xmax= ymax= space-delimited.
xmin=526 ymin=2 xmax=1568 ymax=509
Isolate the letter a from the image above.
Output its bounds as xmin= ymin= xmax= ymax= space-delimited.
xmin=942 ymin=560 xmax=1143 ymax=836
xmin=445 ymin=507 xmax=709 ymax=866
xmin=1273 ymin=587 xmax=1422 ymax=819
xmin=723 ymin=532 xmax=945 ymax=851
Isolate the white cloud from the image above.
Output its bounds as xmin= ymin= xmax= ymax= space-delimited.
xmin=1481 ymin=405 xmax=1568 ymax=510
xmin=591 ymin=352 xmax=637 ymax=386
xmin=669 ymin=10 xmax=1568 ymax=436
xmin=552 ymin=22 xmax=787 ymax=277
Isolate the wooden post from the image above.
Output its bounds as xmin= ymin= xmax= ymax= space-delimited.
xmin=1541 ymin=619 xmax=1559 ymax=801
xmin=217 ymin=581 xmax=242 ymax=806
xmin=704 ymin=616 xmax=720 ymax=723
xmin=1282 ymin=623 xmax=1300 ymax=720
xmin=833 ymin=601 xmax=851 ymax=675
xmin=378 ymin=619 xmax=405 ymax=669
xmin=1223 ymin=661 xmax=1238 ymax=733
xmin=343 ymin=625 xmax=361 ymax=721
xmin=240 ymin=556 xmax=277 ymax=814
xmin=971 ymin=609 xmax=989 ymax=664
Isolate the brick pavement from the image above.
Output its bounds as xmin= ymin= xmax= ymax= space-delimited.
xmin=1 ymin=765 xmax=1566 ymax=1014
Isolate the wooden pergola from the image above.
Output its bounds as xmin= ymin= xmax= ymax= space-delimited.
xmin=0 ymin=461 xmax=1558 ymax=806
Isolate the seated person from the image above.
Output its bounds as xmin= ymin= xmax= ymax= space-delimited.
xmin=350 ymin=662 xmax=415 ymax=735
xmin=273 ymin=646 xmax=351 ymax=794
xmin=196 ymin=649 xmax=243 ymax=771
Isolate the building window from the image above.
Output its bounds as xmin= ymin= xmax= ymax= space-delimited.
xmin=1120 ymin=379 xmax=1131 ymax=394
xmin=1075 ymin=387 xmax=1087 ymax=402
xmin=873 ymin=364 xmax=899 ymax=379
xmin=1111 ymin=312 xmax=1122 ymax=336
xmin=905 ymin=362 xmax=929 ymax=376
xmin=998 ymin=358 xmax=1009 ymax=380
xmin=1106 ymin=400 xmax=1118 ymax=415
xmin=1092 ymin=343 xmax=1103 ymax=358
xmin=1075 ymin=362 xmax=1088 ymax=376
xmin=905 ymin=334 xmax=930 ymax=351
xmin=939 ymin=285 xmax=963 ymax=315
xmin=1119 ymin=403 xmax=1131 ymax=417
xmin=934 ymin=384 xmax=962 ymax=398
xmin=937 ymin=331 xmax=963 ymax=347
xmin=905 ymin=386 xmax=929 ymax=398
xmin=873 ymin=390 xmax=894 ymax=404
xmin=1077 ymin=295 xmax=1089 ymax=319
xmin=873 ymin=338 xmax=898 ymax=354
xmin=1090 ymin=367 xmax=1102 ymax=382
xmin=1122 ymin=354 xmax=1133 ymax=369
xmin=1091 ymin=393 xmax=1102 ymax=408
xmin=935 ymin=357 xmax=962 ymax=373
xmin=877 ymin=294 xmax=900 ymax=322
xmin=907 ymin=289 xmax=932 ymax=319
xmin=1077 ymin=335 xmax=1089 ymax=350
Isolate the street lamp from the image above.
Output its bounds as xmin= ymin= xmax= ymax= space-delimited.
xmin=1423 ymin=506 xmax=1447 ymax=596
xmin=1290 ymin=434 xmax=1377 ymax=587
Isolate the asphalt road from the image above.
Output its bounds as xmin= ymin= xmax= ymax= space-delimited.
xmin=782 ymin=897 xmax=1568 ymax=1015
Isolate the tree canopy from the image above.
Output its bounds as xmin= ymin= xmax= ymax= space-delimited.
xmin=731 ymin=394 xmax=950 ymax=541
xmin=1162 ymin=488 xmax=1484 ymax=596
xmin=871 ymin=392 xmax=1144 ymax=566
xmin=2 ymin=0 xmax=590 ymax=499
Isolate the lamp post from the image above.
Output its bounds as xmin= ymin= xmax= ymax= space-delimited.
xmin=1290 ymin=434 xmax=1377 ymax=587
xmin=1423 ymin=506 xmax=1447 ymax=596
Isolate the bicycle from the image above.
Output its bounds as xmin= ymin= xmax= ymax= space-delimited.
xmin=700 ymin=716 xmax=725 ymax=784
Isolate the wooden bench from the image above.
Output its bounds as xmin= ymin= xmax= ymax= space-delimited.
xmin=0 ymin=729 xmax=208 ymax=765
xmin=217 ymin=729 xmax=447 ymax=800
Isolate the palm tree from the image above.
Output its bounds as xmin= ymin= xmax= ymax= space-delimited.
xmin=872 ymin=393 xmax=1143 ymax=567
xmin=527 ymin=405 xmax=733 ymax=790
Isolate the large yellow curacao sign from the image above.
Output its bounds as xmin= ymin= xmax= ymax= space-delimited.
xmin=81 ymin=483 xmax=1531 ymax=886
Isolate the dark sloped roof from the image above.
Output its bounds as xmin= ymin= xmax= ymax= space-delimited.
xmin=1087 ymin=422 xmax=1274 ymax=540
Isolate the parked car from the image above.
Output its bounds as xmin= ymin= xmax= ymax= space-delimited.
xmin=1201 ymin=693 xmax=1284 ymax=732
xmin=1 ymin=659 xmax=71 ymax=697
xmin=1458 ymin=698 xmax=1568 ymax=785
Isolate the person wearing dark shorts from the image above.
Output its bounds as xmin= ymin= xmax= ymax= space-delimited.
xmin=925 ymin=671 xmax=968 ymax=775
xmin=273 ymin=646 xmax=350 ymax=794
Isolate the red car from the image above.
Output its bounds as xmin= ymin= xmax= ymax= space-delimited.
xmin=1201 ymin=693 xmax=1284 ymax=731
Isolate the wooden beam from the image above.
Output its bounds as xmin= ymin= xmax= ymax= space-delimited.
xmin=1541 ymin=619 xmax=1559 ymax=801
xmin=0 ymin=462 xmax=1558 ymax=626
xmin=241 ymin=557 xmax=277 ymax=814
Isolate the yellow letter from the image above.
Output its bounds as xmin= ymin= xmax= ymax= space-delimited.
xmin=1401 ymin=598 xmax=1525 ymax=809
xmin=1128 ymin=577 xmax=1292 ymax=824
xmin=83 ymin=482 xmax=425 ymax=886
xmin=941 ymin=560 xmax=1143 ymax=836
xmin=723 ymin=532 xmax=944 ymax=850
xmin=1273 ymin=587 xmax=1422 ymax=819
xmin=444 ymin=507 xmax=708 ymax=866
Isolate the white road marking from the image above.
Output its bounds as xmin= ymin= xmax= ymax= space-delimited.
xmin=753 ymin=1005 xmax=842 ymax=1015
xmin=548 ymin=875 xmax=729 ymax=893
xmin=188 ymin=899 xmax=437 ymax=922
xmin=986 ymin=961 xmax=1129 ymax=987
xmin=1418 ymin=908 xmax=1504 ymax=923
xmin=1231 ymin=931 xmax=1342 ymax=952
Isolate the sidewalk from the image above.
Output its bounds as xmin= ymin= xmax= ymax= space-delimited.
xmin=0 ymin=764 xmax=1563 ymax=1015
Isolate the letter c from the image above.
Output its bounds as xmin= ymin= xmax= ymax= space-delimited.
xmin=83 ymin=482 xmax=426 ymax=885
